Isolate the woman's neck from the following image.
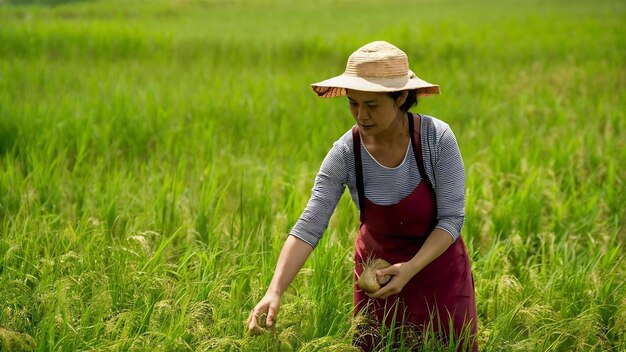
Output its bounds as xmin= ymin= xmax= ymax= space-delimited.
xmin=365 ymin=112 xmax=410 ymax=148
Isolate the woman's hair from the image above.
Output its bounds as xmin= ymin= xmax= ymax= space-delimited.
xmin=388 ymin=89 xmax=418 ymax=112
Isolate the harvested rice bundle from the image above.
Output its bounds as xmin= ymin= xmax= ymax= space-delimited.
xmin=356 ymin=258 xmax=392 ymax=294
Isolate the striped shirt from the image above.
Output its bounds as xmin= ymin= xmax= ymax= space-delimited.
xmin=290 ymin=114 xmax=466 ymax=248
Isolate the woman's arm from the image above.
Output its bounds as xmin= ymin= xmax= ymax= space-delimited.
xmin=247 ymin=235 xmax=313 ymax=334
xmin=248 ymin=139 xmax=349 ymax=334
xmin=368 ymin=228 xmax=453 ymax=299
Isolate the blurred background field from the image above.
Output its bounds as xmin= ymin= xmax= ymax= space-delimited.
xmin=0 ymin=0 xmax=625 ymax=351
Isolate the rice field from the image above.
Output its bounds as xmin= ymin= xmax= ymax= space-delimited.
xmin=0 ymin=0 xmax=625 ymax=351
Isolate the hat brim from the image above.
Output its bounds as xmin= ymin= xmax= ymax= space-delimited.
xmin=311 ymin=72 xmax=440 ymax=98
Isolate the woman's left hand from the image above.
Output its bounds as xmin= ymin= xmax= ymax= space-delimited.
xmin=367 ymin=262 xmax=418 ymax=299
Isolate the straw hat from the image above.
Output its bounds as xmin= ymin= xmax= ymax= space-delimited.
xmin=311 ymin=41 xmax=440 ymax=98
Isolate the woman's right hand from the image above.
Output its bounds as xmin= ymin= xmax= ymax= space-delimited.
xmin=246 ymin=291 xmax=281 ymax=335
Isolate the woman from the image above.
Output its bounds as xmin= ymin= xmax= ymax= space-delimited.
xmin=247 ymin=41 xmax=477 ymax=351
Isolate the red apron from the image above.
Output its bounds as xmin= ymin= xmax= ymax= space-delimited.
xmin=352 ymin=113 xmax=478 ymax=351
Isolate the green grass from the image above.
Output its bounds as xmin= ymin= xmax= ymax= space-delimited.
xmin=0 ymin=0 xmax=625 ymax=351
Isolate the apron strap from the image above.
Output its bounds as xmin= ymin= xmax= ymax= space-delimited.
xmin=409 ymin=113 xmax=439 ymax=229
xmin=352 ymin=112 xmax=436 ymax=226
xmin=352 ymin=126 xmax=366 ymax=225
xmin=408 ymin=112 xmax=435 ymax=191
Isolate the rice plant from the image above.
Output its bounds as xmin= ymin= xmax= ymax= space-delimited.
xmin=0 ymin=0 xmax=624 ymax=351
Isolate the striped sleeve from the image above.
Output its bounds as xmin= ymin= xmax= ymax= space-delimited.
xmin=289 ymin=141 xmax=348 ymax=248
xmin=432 ymin=126 xmax=466 ymax=241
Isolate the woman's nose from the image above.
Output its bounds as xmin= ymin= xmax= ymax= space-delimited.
xmin=357 ymin=107 xmax=369 ymax=121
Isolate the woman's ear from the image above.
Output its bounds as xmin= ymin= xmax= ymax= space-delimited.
xmin=396 ymin=90 xmax=409 ymax=107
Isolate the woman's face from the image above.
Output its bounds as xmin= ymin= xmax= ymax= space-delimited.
xmin=346 ymin=90 xmax=406 ymax=137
